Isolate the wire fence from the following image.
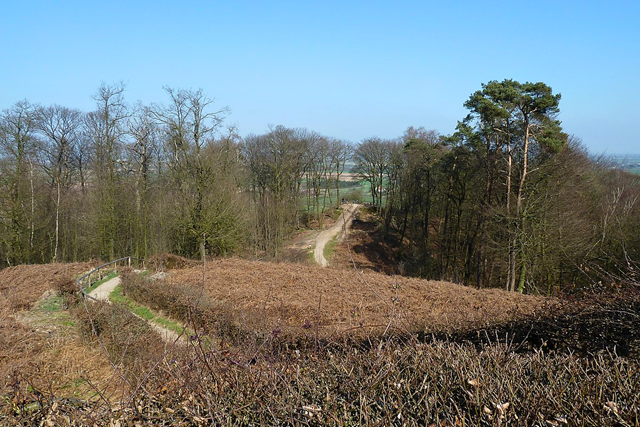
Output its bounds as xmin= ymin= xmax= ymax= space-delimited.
xmin=77 ymin=256 xmax=145 ymax=300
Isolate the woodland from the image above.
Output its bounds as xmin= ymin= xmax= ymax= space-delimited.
xmin=2 ymin=80 xmax=640 ymax=425
xmin=1 ymin=79 xmax=639 ymax=295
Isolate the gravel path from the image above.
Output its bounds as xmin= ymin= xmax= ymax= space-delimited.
xmin=88 ymin=276 xmax=121 ymax=301
xmin=314 ymin=203 xmax=359 ymax=267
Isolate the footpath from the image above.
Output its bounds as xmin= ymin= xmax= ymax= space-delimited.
xmin=88 ymin=274 xmax=185 ymax=344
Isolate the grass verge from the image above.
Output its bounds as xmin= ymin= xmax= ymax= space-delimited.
xmin=323 ymin=235 xmax=339 ymax=262
xmin=109 ymin=284 xmax=187 ymax=336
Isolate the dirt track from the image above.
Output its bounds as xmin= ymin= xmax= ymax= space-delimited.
xmin=314 ymin=204 xmax=359 ymax=267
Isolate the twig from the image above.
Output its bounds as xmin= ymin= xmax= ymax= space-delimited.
xmin=315 ymin=295 xmax=322 ymax=353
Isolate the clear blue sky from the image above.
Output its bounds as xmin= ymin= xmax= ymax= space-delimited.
xmin=1 ymin=0 xmax=639 ymax=154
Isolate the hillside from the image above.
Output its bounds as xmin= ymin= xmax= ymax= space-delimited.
xmin=0 ymin=262 xmax=124 ymax=409
xmin=134 ymin=258 xmax=551 ymax=340
xmin=1 ymin=260 xmax=639 ymax=425
xmin=0 ymin=262 xmax=95 ymax=312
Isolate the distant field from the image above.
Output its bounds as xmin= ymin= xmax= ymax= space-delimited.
xmin=335 ymin=172 xmax=360 ymax=181
xmin=605 ymin=153 xmax=640 ymax=174
xmin=302 ymin=178 xmax=374 ymax=213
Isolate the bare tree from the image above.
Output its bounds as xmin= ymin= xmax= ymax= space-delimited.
xmin=89 ymin=82 xmax=129 ymax=259
xmin=353 ymin=137 xmax=393 ymax=210
xmin=125 ymin=104 xmax=160 ymax=259
xmin=306 ymin=134 xmax=330 ymax=226
xmin=151 ymin=87 xmax=229 ymax=259
xmin=243 ymin=125 xmax=310 ymax=257
xmin=0 ymin=100 xmax=39 ymax=265
xmin=329 ymin=138 xmax=351 ymax=205
xmin=35 ymin=104 xmax=82 ymax=261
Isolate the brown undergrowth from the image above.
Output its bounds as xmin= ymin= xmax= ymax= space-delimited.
xmin=0 ymin=262 xmax=95 ymax=312
xmin=146 ymin=253 xmax=197 ymax=271
xmin=4 ymin=335 xmax=639 ymax=426
xmin=330 ymin=207 xmax=400 ymax=274
xmin=148 ymin=258 xmax=550 ymax=341
xmin=2 ymin=261 xmax=639 ymax=425
xmin=0 ymin=263 xmax=125 ymax=421
xmin=448 ymin=288 xmax=640 ymax=358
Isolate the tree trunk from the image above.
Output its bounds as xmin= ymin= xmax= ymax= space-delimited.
xmin=29 ymin=160 xmax=35 ymax=262
xmin=512 ymin=121 xmax=531 ymax=292
xmin=53 ymin=179 xmax=60 ymax=262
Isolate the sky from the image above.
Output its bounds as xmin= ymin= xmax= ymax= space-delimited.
xmin=1 ymin=0 xmax=639 ymax=154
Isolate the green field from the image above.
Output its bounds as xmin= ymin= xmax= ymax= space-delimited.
xmin=301 ymin=179 xmax=374 ymax=215
xmin=606 ymin=154 xmax=640 ymax=174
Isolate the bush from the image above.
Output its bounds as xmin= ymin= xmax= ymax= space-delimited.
xmin=54 ymin=276 xmax=80 ymax=308
xmin=73 ymin=300 xmax=165 ymax=373
xmin=3 ymin=338 xmax=639 ymax=426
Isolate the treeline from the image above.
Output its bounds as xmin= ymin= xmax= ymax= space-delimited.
xmin=0 ymin=83 xmax=349 ymax=267
xmin=1 ymin=79 xmax=639 ymax=294
xmin=353 ymin=80 xmax=640 ymax=294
